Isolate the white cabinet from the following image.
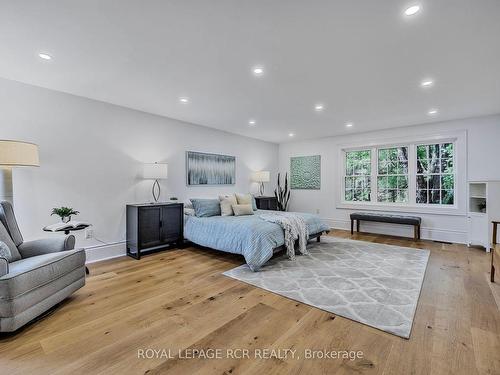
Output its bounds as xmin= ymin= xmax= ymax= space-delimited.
xmin=467 ymin=181 xmax=500 ymax=252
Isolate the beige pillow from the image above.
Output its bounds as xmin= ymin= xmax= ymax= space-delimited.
xmin=219 ymin=194 xmax=237 ymax=216
xmin=232 ymin=204 xmax=254 ymax=216
xmin=235 ymin=193 xmax=252 ymax=205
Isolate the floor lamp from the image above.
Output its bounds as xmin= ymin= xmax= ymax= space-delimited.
xmin=0 ymin=140 xmax=40 ymax=205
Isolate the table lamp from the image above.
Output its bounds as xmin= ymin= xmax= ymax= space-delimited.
xmin=143 ymin=162 xmax=168 ymax=202
xmin=0 ymin=140 xmax=40 ymax=204
xmin=253 ymin=171 xmax=270 ymax=196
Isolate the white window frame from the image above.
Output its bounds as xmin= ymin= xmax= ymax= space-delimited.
xmin=336 ymin=130 xmax=466 ymax=216
xmin=376 ymin=146 xmax=410 ymax=204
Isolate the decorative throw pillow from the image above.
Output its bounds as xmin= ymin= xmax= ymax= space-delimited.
xmin=0 ymin=222 xmax=20 ymax=262
xmin=232 ymin=204 xmax=255 ymax=216
xmin=235 ymin=193 xmax=257 ymax=211
xmin=219 ymin=194 xmax=237 ymax=216
xmin=190 ymin=199 xmax=221 ymax=217
xmin=184 ymin=208 xmax=195 ymax=216
xmin=0 ymin=241 xmax=12 ymax=262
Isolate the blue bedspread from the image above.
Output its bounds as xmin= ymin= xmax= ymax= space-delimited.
xmin=184 ymin=210 xmax=330 ymax=271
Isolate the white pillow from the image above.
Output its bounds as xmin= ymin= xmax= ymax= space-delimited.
xmin=219 ymin=194 xmax=237 ymax=216
xmin=184 ymin=208 xmax=195 ymax=216
xmin=232 ymin=204 xmax=254 ymax=216
xmin=184 ymin=199 xmax=194 ymax=209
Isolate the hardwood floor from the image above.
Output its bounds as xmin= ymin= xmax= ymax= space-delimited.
xmin=1 ymin=230 xmax=499 ymax=375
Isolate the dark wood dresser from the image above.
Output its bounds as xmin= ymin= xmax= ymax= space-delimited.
xmin=126 ymin=203 xmax=183 ymax=259
xmin=255 ymin=196 xmax=278 ymax=210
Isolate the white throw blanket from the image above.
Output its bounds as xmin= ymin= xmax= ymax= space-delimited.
xmin=259 ymin=212 xmax=309 ymax=260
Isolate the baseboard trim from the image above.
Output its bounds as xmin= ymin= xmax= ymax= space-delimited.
xmin=84 ymin=241 xmax=126 ymax=264
xmin=323 ymin=218 xmax=467 ymax=244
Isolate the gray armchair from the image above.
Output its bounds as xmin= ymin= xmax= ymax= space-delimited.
xmin=0 ymin=201 xmax=86 ymax=332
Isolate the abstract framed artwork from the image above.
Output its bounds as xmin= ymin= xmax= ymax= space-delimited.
xmin=290 ymin=155 xmax=321 ymax=189
xmin=186 ymin=151 xmax=236 ymax=185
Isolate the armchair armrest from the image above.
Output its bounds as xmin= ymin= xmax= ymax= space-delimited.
xmin=17 ymin=235 xmax=76 ymax=258
xmin=0 ymin=257 xmax=8 ymax=277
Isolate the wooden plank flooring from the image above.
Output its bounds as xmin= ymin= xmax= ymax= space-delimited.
xmin=1 ymin=230 xmax=499 ymax=375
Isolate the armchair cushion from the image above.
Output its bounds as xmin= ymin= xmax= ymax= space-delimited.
xmin=0 ymin=257 xmax=8 ymax=277
xmin=0 ymin=201 xmax=23 ymax=247
xmin=0 ymin=222 xmax=21 ymax=262
xmin=17 ymin=236 xmax=75 ymax=259
xmin=0 ymin=249 xmax=85 ymax=302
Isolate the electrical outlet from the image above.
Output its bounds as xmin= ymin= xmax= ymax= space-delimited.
xmin=85 ymin=228 xmax=93 ymax=239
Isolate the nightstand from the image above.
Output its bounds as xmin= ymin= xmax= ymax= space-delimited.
xmin=126 ymin=203 xmax=183 ymax=259
xmin=254 ymin=196 xmax=278 ymax=210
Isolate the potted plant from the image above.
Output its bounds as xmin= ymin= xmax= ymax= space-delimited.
xmin=274 ymin=172 xmax=291 ymax=211
xmin=51 ymin=207 xmax=80 ymax=223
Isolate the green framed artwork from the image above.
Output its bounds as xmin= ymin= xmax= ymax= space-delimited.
xmin=290 ymin=155 xmax=321 ymax=189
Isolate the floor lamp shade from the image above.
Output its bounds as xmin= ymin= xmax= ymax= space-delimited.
xmin=0 ymin=140 xmax=40 ymax=167
xmin=143 ymin=163 xmax=168 ymax=202
xmin=0 ymin=140 xmax=40 ymax=204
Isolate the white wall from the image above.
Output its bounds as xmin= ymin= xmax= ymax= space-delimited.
xmin=279 ymin=114 xmax=500 ymax=243
xmin=0 ymin=78 xmax=278 ymax=261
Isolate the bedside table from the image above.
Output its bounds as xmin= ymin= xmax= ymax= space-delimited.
xmin=126 ymin=203 xmax=183 ymax=259
xmin=254 ymin=196 xmax=278 ymax=210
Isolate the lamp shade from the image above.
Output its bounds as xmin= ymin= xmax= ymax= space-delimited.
xmin=0 ymin=140 xmax=39 ymax=167
xmin=143 ymin=163 xmax=168 ymax=179
xmin=252 ymin=171 xmax=270 ymax=182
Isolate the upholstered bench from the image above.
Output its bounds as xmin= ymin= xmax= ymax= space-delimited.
xmin=350 ymin=212 xmax=422 ymax=240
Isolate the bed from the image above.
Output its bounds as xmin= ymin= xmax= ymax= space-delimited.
xmin=184 ymin=210 xmax=330 ymax=271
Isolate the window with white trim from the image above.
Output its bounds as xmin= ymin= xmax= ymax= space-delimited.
xmin=344 ymin=150 xmax=371 ymax=202
xmin=416 ymin=143 xmax=454 ymax=205
xmin=342 ymin=140 xmax=456 ymax=207
xmin=377 ymin=147 xmax=409 ymax=203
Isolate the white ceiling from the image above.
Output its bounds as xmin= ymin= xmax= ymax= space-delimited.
xmin=1 ymin=1 xmax=499 ymax=143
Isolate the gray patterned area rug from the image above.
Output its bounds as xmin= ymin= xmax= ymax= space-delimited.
xmin=223 ymin=237 xmax=430 ymax=338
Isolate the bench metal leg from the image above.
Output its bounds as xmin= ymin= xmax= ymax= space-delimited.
xmin=414 ymin=225 xmax=421 ymax=241
xmin=356 ymin=220 xmax=360 ymax=233
xmin=351 ymin=219 xmax=354 ymax=235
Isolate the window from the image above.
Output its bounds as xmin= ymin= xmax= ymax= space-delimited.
xmin=342 ymin=139 xmax=457 ymax=208
xmin=416 ymin=143 xmax=454 ymax=205
xmin=377 ymin=147 xmax=408 ymax=203
xmin=344 ymin=150 xmax=371 ymax=202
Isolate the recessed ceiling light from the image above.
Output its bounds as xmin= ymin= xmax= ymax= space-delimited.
xmin=314 ymin=104 xmax=324 ymax=112
xmin=179 ymin=97 xmax=189 ymax=104
xmin=252 ymin=66 xmax=264 ymax=76
xmin=288 ymin=133 xmax=295 ymax=137
xmin=248 ymin=120 xmax=256 ymax=126
xmin=421 ymin=79 xmax=434 ymax=88
xmin=346 ymin=122 xmax=353 ymax=128
xmin=38 ymin=53 xmax=52 ymax=60
xmin=404 ymin=5 xmax=420 ymax=16
xmin=428 ymin=109 xmax=438 ymax=115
